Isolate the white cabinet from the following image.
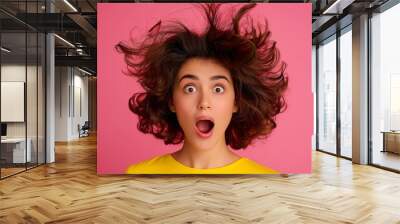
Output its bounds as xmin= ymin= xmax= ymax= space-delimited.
xmin=1 ymin=138 xmax=32 ymax=163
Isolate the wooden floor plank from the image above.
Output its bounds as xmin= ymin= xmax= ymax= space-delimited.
xmin=1 ymin=134 xmax=400 ymax=223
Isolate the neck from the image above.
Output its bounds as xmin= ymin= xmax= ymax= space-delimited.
xmin=172 ymin=137 xmax=240 ymax=169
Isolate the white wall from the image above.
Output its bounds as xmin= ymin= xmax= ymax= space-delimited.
xmin=72 ymin=73 xmax=89 ymax=138
xmin=55 ymin=66 xmax=69 ymax=141
xmin=55 ymin=67 xmax=89 ymax=141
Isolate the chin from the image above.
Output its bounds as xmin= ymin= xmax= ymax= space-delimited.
xmin=186 ymin=135 xmax=219 ymax=150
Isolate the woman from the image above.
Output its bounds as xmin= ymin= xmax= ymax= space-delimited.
xmin=116 ymin=3 xmax=288 ymax=174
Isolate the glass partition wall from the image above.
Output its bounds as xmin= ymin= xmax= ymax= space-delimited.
xmin=370 ymin=3 xmax=400 ymax=172
xmin=317 ymin=35 xmax=337 ymax=155
xmin=316 ymin=26 xmax=353 ymax=159
xmin=316 ymin=0 xmax=400 ymax=172
xmin=0 ymin=1 xmax=46 ymax=179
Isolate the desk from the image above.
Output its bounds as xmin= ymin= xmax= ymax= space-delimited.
xmin=1 ymin=138 xmax=31 ymax=163
xmin=381 ymin=131 xmax=400 ymax=154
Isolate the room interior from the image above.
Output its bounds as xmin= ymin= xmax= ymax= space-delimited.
xmin=0 ymin=0 xmax=399 ymax=222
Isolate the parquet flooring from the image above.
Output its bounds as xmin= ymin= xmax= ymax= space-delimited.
xmin=1 ymin=134 xmax=400 ymax=223
xmin=1 ymin=167 xmax=25 ymax=178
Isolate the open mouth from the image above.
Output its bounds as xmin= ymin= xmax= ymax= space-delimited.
xmin=195 ymin=120 xmax=215 ymax=135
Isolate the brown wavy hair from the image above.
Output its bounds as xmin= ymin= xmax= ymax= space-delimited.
xmin=116 ymin=3 xmax=288 ymax=149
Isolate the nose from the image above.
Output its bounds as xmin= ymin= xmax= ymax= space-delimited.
xmin=198 ymin=90 xmax=211 ymax=111
xmin=199 ymin=104 xmax=211 ymax=110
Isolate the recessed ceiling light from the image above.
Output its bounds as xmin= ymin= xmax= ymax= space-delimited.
xmin=77 ymin=67 xmax=93 ymax=76
xmin=63 ymin=0 xmax=78 ymax=12
xmin=1 ymin=47 xmax=11 ymax=53
xmin=54 ymin=34 xmax=75 ymax=48
xmin=322 ymin=0 xmax=355 ymax=15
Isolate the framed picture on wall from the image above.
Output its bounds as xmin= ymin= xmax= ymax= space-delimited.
xmin=98 ymin=3 xmax=313 ymax=174
xmin=1 ymin=81 xmax=25 ymax=122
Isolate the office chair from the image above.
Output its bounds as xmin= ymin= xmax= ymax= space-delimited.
xmin=79 ymin=121 xmax=90 ymax=138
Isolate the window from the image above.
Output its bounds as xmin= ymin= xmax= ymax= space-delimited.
xmin=340 ymin=27 xmax=352 ymax=158
xmin=371 ymin=2 xmax=400 ymax=171
xmin=317 ymin=35 xmax=337 ymax=154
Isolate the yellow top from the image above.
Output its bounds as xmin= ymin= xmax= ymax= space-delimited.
xmin=126 ymin=154 xmax=279 ymax=174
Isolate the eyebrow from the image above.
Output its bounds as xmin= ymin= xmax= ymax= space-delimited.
xmin=178 ymin=74 xmax=231 ymax=84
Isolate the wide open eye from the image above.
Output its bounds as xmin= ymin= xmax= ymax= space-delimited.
xmin=184 ymin=85 xmax=197 ymax=94
xmin=213 ymin=85 xmax=225 ymax=94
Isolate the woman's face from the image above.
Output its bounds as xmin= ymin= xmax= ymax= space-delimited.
xmin=170 ymin=57 xmax=237 ymax=151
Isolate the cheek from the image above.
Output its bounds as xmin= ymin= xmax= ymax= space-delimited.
xmin=173 ymin=93 xmax=195 ymax=113
xmin=216 ymin=102 xmax=235 ymax=118
xmin=173 ymin=93 xmax=195 ymax=128
xmin=214 ymin=94 xmax=236 ymax=120
xmin=220 ymin=91 xmax=236 ymax=109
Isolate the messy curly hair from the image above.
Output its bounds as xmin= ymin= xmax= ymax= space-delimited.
xmin=116 ymin=3 xmax=288 ymax=149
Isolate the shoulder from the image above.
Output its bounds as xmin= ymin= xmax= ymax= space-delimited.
xmin=235 ymin=157 xmax=279 ymax=174
xmin=126 ymin=154 xmax=172 ymax=174
xmin=125 ymin=154 xmax=279 ymax=174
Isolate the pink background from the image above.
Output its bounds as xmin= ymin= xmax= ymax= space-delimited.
xmin=97 ymin=3 xmax=312 ymax=174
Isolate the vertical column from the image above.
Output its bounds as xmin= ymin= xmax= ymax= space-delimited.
xmin=46 ymin=0 xmax=55 ymax=163
xmin=312 ymin=45 xmax=316 ymax=150
xmin=352 ymin=14 xmax=369 ymax=164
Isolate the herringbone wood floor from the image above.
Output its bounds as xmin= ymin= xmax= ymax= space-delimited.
xmin=1 ymin=134 xmax=400 ymax=224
